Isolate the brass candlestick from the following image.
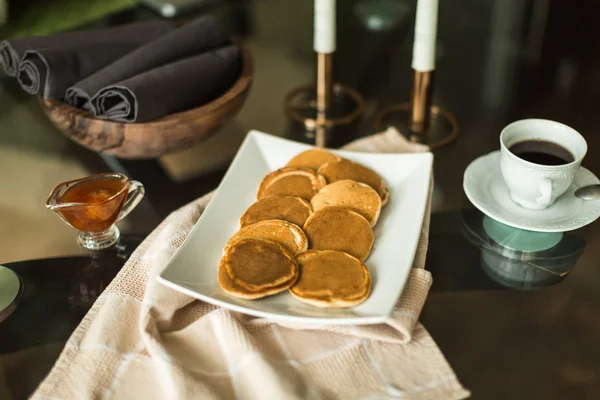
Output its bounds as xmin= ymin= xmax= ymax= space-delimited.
xmin=409 ymin=70 xmax=434 ymax=133
xmin=284 ymin=54 xmax=365 ymax=148
xmin=375 ymin=69 xmax=458 ymax=149
xmin=315 ymin=52 xmax=333 ymax=147
xmin=316 ymin=53 xmax=333 ymax=113
xmin=285 ymin=0 xmax=365 ymax=147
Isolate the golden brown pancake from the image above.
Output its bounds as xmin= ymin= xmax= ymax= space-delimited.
xmin=218 ymin=263 xmax=296 ymax=300
xmin=224 ymin=219 xmax=308 ymax=255
xmin=290 ymin=250 xmax=371 ymax=308
xmin=286 ymin=149 xmax=341 ymax=171
xmin=303 ymin=206 xmax=374 ymax=261
xmin=240 ymin=196 xmax=311 ymax=228
xmin=310 ymin=180 xmax=382 ymax=227
xmin=257 ymin=167 xmax=326 ymax=201
xmin=317 ymin=159 xmax=389 ymax=205
xmin=219 ymin=238 xmax=298 ymax=298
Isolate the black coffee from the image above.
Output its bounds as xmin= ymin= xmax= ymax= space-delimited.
xmin=508 ymin=140 xmax=574 ymax=166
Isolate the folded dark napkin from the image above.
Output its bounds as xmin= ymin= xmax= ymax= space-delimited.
xmin=66 ymin=16 xmax=230 ymax=110
xmin=0 ymin=21 xmax=174 ymax=78
xmin=93 ymin=45 xmax=241 ymax=122
xmin=18 ymin=44 xmax=141 ymax=99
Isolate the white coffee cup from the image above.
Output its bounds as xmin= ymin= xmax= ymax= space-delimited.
xmin=500 ymin=119 xmax=587 ymax=210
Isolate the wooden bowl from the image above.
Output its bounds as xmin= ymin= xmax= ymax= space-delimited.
xmin=40 ymin=45 xmax=253 ymax=159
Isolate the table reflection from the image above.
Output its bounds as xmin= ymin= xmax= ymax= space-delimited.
xmin=461 ymin=210 xmax=586 ymax=290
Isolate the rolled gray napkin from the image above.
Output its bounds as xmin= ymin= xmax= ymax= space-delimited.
xmin=0 ymin=20 xmax=174 ymax=77
xmin=93 ymin=45 xmax=241 ymax=122
xmin=66 ymin=16 xmax=230 ymax=110
xmin=18 ymin=44 xmax=140 ymax=99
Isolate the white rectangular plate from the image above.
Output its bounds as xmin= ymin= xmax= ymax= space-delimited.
xmin=159 ymin=131 xmax=433 ymax=325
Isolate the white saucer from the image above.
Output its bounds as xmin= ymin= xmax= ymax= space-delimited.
xmin=464 ymin=151 xmax=600 ymax=232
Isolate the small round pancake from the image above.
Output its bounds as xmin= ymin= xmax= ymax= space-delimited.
xmin=290 ymin=250 xmax=371 ymax=308
xmin=303 ymin=207 xmax=374 ymax=261
xmin=257 ymin=167 xmax=326 ymax=201
xmin=224 ymin=220 xmax=308 ymax=255
xmin=311 ymin=180 xmax=382 ymax=226
xmin=286 ymin=149 xmax=341 ymax=171
xmin=318 ymin=159 xmax=389 ymax=205
xmin=218 ymin=263 xmax=296 ymax=300
xmin=240 ymin=196 xmax=311 ymax=228
xmin=220 ymin=238 xmax=299 ymax=296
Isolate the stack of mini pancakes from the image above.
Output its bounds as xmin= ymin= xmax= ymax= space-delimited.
xmin=218 ymin=148 xmax=389 ymax=308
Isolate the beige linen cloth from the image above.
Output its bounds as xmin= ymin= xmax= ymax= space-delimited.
xmin=33 ymin=128 xmax=470 ymax=400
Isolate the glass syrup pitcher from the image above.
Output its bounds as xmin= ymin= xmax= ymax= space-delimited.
xmin=46 ymin=173 xmax=144 ymax=250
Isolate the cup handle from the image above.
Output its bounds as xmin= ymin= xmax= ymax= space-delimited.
xmin=537 ymin=178 xmax=552 ymax=207
xmin=117 ymin=180 xmax=145 ymax=222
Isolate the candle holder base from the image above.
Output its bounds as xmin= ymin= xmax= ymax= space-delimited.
xmin=374 ymin=103 xmax=459 ymax=150
xmin=284 ymin=83 xmax=365 ymax=148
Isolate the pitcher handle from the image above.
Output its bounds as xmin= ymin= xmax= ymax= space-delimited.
xmin=117 ymin=180 xmax=145 ymax=222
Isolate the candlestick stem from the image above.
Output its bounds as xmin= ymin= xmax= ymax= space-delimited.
xmin=316 ymin=52 xmax=333 ymax=114
xmin=409 ymin=69 xmax=434 ymax=134
xmin=315 ymin=52 xmax=333 ymax=147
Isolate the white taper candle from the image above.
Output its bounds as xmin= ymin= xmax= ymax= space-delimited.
xmin=411 ymin=0 xmax=439 ymax=72
xmin=314 ymin=0 xmax=336 ymax=53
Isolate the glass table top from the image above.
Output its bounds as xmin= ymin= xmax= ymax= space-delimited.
xmin=2 ymin=0 xmax=600 ymax=398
